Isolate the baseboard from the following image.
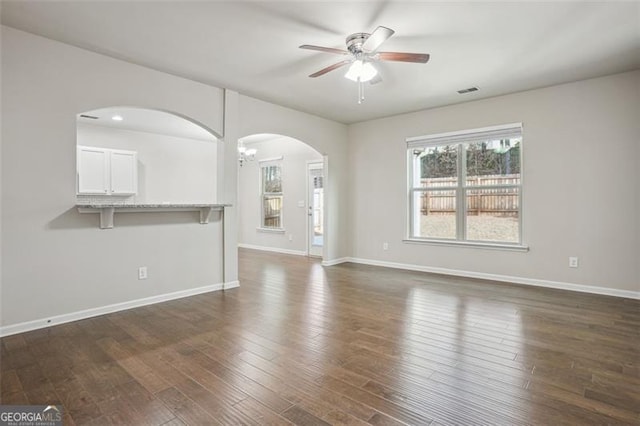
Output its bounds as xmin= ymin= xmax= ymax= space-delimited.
xmin=223 ymin=280 xmax=240 ymax=290
xmin=321 ymin=257 xmax=350 ymax=266
xmin=238 ymin=243 xmax=306 ymax=256
xmin=0 ymin=282 xmax=229 ymax=338
xmin=346 ymin=257 xmax=640 ymax=300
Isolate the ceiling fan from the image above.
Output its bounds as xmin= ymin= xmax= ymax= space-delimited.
xmin=300 ymin=26 xmax=430 ymax=103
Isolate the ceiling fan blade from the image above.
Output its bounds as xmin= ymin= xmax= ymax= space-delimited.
xmin=362 ymin=26 xmax=395 ymax=53
xmin=299 ymin=45 xmax=349 ymax=55
xmin=309 ymin=60 xmax=352 ymax=77
xmin=377 ymin=52 xmax=430 ymax=63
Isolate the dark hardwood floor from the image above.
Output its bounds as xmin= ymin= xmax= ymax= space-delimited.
xmin=1 ymin=248 xmax=639 ymax=425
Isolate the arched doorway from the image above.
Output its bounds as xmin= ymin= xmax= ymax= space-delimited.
xmin=237 ymin=133 xmax=326 ymax=259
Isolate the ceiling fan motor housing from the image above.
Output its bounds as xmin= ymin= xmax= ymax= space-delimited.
xmin=346 ymin=33 xmax=370 ymax=54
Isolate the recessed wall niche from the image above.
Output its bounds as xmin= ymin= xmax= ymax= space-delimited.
xmin=76 ymin=107 xmax=218 ymax=205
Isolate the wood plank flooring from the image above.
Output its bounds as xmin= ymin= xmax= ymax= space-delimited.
xmin=1 ymin=248 xmax=639 ymax=425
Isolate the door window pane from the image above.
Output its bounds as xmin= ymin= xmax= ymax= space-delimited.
xmin=312 ymin=172 xmax=324 ymax=245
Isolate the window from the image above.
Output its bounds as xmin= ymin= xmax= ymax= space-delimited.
xmin=407 ymin=123 xmax=523 ymax=247
xmin=260 ymin=159 xmax=283 ymax=230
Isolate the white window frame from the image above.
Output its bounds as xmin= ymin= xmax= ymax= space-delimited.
xmin=406 ymin=123 xmax=527 ymax=251
xmin=258 ymin=157 xmax=284 ymax=233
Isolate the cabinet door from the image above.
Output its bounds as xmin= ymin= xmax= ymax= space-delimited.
xmin=110 ymin=149 xmax=138 ymax=195
xmin=77 ymin=146 xmax=109 ymax=194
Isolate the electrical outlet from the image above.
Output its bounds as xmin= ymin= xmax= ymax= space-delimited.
xmin=569 ymin=257 xmax=579 ymax=268
xmin=383 ymin=242 xmax=389 ymax=251
xmin=138 ymin=266 xmax=148 ymax=280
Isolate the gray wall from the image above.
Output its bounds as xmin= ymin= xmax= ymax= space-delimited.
xmin=0 ymin=26 xmax=352 ymax=332
xmin=2 ymin=25 xmax=637 ymax=333
xmin=237 ymin=136 xmax=322 ymax=253
xmin=348 ymin=70 xmax=640 ymax=294
xmin=238 ymin=95 xmax=350 ymax=262
xmin=1 ymin=26 xmax=226 ymax=329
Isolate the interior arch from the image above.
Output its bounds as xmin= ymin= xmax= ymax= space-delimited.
xmin=237 ymin=133 xmax=327 ymax=260
xmin=76 ymin=106 xmax=220 ymax=205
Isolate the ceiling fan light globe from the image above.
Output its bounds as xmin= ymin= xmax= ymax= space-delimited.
xmin=360 ymin=62 xmax=378 ymax=82
xmin=344 ymin=60 xmax=363 ymax=81
xmin=344 ymin=60 xmax=377 ymax=82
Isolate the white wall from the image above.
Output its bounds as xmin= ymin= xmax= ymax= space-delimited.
xmin=1 ymin=26 xmax=228 ymax=331
xmin=238 ymin=96 xmax=349 ymax=262
xmin=238 ymin=136 xmax=322 ymax=253
xmin=77 ymin=123 xmax=218 ymax=204
xmin=348 ymin=71 xmax=640 ymax=295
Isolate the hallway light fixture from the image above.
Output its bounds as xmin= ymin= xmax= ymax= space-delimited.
xmin=238 ymin=141 xmax=257 ymax=167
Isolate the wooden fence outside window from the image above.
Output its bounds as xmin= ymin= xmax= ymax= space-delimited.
xmin=421 ymin=174 xmax=520 ymax=217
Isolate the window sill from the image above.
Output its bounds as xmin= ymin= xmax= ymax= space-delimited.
xmin=257 ymin=227 xmax=285 ymax=234
xmin=403 ymin=238 xmax=529 ymax=252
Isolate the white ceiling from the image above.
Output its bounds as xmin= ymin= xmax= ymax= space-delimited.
xmin=240 ymin=133 xmax=284 ymax=145
xmin=78 ymin=107 xmax=217 ymax=142
xmin=3 ymin=1 xmax=639 ymax=124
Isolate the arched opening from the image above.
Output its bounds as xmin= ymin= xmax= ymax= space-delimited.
xmin=237 ymin=133 xmax=327 ymax=259
xmin=75 ymin=106 xmax=220 ymax=205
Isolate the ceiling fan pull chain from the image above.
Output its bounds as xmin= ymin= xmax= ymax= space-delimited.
xmin=358 ymin=78 xmax=364 ymax=104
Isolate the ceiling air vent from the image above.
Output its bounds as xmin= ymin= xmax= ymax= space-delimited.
xmin=457 ymin=87 xmax=479 ymax=94
xmin=79 ymin=114 xmax=99 ymax=119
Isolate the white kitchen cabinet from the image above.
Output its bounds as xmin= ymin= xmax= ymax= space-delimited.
xmin=77 ymin=146 xmax=109 ymax=194
xmin=110 ymin=149 xmax=137 ymax=194
xmin=77 ymin=146 xmax=137 ymax=195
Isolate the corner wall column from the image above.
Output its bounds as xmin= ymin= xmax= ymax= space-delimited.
xmin=220 ymin=90 xmax=240 ymax=286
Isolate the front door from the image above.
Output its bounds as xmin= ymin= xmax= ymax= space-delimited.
xmin=307 ymin=162 xmax=324 ymax=257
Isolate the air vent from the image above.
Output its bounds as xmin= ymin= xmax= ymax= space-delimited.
xmin=457 ymin=87 xmax=479 ymax=94
xmin=79 ymin=114 xmax=99 ymax=119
